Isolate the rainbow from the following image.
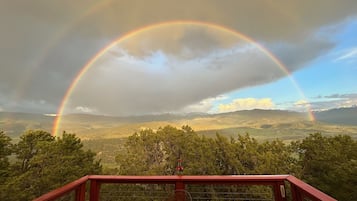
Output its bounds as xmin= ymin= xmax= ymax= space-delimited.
xmin=52 ymin=20 xmax=315 ymax=136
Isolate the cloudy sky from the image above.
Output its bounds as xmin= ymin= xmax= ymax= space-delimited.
xmin=0 ymin=0 xmax=356 ymax=116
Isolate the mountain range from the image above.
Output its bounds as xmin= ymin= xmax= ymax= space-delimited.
xmin=1 ymin=107 xmax=356 ymax=141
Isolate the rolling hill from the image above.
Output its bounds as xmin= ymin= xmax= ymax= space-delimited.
xmin=2 ymin=108 xmax=356 ymax=166
xmin=313 ymin=106 xmax=357 ymax=125
xmin=1 ymin=107 xmax=357 ymax=141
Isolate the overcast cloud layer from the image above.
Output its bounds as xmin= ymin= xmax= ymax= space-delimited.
xmin=0 ymin=0 xmax=356 ymax=115
xmin=68 ymin=31 xmax=285 ymax=115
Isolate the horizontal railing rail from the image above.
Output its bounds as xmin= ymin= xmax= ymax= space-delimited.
xmin=33 ymin=175 xmax=337 ymax=201
xmin=33 ymin=175 xmax=88 ymax=201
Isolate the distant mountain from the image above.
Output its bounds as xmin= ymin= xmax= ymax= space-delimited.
xmin=0 ymin=112 xmax=54 ymax=139
xmin=57 ymin=109 xmax=357 ymax=140
xmin=1 ymin=108 xmax=357 ymax=140
xmin=62 ymin=112 xmax=207 ymax=123
xmin=314 ymin=107 xmax=357 ymax=125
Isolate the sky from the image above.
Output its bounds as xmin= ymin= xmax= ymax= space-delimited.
xmin=0 ymin=0 xmax=356 ymax=117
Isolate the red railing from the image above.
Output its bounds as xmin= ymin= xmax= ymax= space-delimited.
xmin=33 ymin=175 xmax=337 ymax=201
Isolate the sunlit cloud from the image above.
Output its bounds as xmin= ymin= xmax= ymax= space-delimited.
xmin=181 ymin=95 xmax=228 ymax=113
xmin=43 ymin=113 xmax=57 ymax=117
xmin=218 ymin=98 xmax=275 ymax=113
xmin=294 ymin=99 xmax=310 ymax=106
xmin=289 ymin=99 xmax=312 ymax=112
xmin=75 ymin=106 xmax=96 ymax=113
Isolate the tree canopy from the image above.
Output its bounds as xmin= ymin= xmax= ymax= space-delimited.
xmin=0 ymin=131 xmax=12 ymax=182
xmin=292 ymin=133 xmax=357 ymax=201
xmin=0 ymin=126 xmax=355 ymax=200
xmin=115 ymin=125 xmax=297 ymax=176
xmin=115 ymin=125 xmax=356 ymax=200
xmin=0 ymin=130 xmax=101 ymax=201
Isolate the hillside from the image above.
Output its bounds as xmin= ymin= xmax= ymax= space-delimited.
xmin=314 ymin=107 xmax=357 ymax=125
xmin=56 ymin=109 xmax=306 ymax=139
xmin=3 ymin=108 xmax=357 ymax=166
xmin=0 ymin=112 xmax=54 ymax=139
xmin=1 ymin=108 xmax=357 ymax=141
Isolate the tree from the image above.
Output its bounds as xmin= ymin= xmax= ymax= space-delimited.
xmin=256 ymin=139 xmax=298 ymax=175
xmin=114 ymin=126 xmax=357 ymax=200
xmin=4 ymin=130 xmax=102 ymax=200
xmin=0 ymin=131 xmax=12 ymax=179
xmin=0 ymin=131 xmax=13 ymax=201
xmin=13 ymin=130 xmax=54 ymax=173
xmin=293 ymin=133 xmax=357 ymax=201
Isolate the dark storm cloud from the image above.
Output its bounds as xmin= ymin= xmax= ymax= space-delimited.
xmin=267 ymin=37 xmax=335 ymax=71
xmin=0 ymin=0 xmax=356 ymax=114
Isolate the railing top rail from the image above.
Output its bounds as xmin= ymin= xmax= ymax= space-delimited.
xmin=88 ymin=175 xmax=290 ymax=184
xmin=33 ymin=175 xmax=338 ymax=201
xmin=286 ymin=175 xmax=337 ymax=201
xmin=32 ymin=175 xmax=89 ymax=201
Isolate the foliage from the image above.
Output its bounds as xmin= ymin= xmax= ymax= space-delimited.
xmin=293 ymin=133 xmax=357 ymax=201
xmin=0 ymin=130 xmax=101 ymax=201
xmin=115 ymin=126 xmax=297 ymax=176
xmin=1 ymin=126 xmax=356 ymax=200
xmin=0 ymin=131 xmax=13 ymax=200
xmin=13 ymin=130 xmax=55 ymax=173
xmin=0 ymin=131 xmax=12 ymax=180
xmin=115 ymin=126 xmax=356 ymax=200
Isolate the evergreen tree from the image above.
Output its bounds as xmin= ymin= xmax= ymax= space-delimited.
xmin=0 ymin=131 xmax=12 ymax=179
xmin=0 ymin=131 xmax=13 ymax=201
xmin=293 ymin=133 xmax=357 ymax=201
xmin=3 ymin=130 xmax=102 ymax=200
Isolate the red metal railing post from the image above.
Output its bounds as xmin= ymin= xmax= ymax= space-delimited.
xmin=273 ymin=181 xmax=287 ymax=201
xmin=290 ymin=183 xmax=302 ymax=201
xmin=286 ymin=176 xmax=336 ymax=201
xmin=33 ymin=176 xmax=88 ymax=201
xmin=89 ymin=179 xmax=100 ymax=201
xmin=75 ymin=183 xmax=86 ymax=201
xmin=175 ymin=179 xmax=186 ymax=201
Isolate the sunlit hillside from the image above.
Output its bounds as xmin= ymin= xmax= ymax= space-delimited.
xmin=2 ymin=108 xmax=357 ymax=141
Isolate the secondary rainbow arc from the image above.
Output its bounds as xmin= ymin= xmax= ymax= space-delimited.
xmin=52 ymin=20 xmax=315 ymax=137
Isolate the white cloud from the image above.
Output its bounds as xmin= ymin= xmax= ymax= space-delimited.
xmin=339 ymin=99 xmax=357 ymax=108
xmin=294 ymin=99 xmax=310 ymax=106
xmin=218 ymin=98 xmax=275 ymax=113
xmin=181 ymin=99 xmax=215 ymax=113
xmin=290 ymin=99 xmax=312 ymax=112
xmin=43 ymin=113 xmax=57 ymax=117
xmin=75 ymin=106 xmax=96 ymax=113
xmin=334 ymin=47 xmax=357 ymax=62
xmin=309 ymin=93 xmax=357 ymax=111
xmin=181 ymin=95 xmax=228 ymax=113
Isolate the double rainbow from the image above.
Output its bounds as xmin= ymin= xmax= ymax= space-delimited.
xmin=52 ymin=20 xmax=314 ymax=137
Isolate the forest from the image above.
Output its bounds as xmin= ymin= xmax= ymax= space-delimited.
xmin=0 ymin=126 xmax=356 ymax=200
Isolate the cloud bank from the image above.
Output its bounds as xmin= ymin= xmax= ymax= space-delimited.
xmin=65 ymin=27 xmax=287 ymax=116
xmin=0 ymin=0 xmax=356 ymax=114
